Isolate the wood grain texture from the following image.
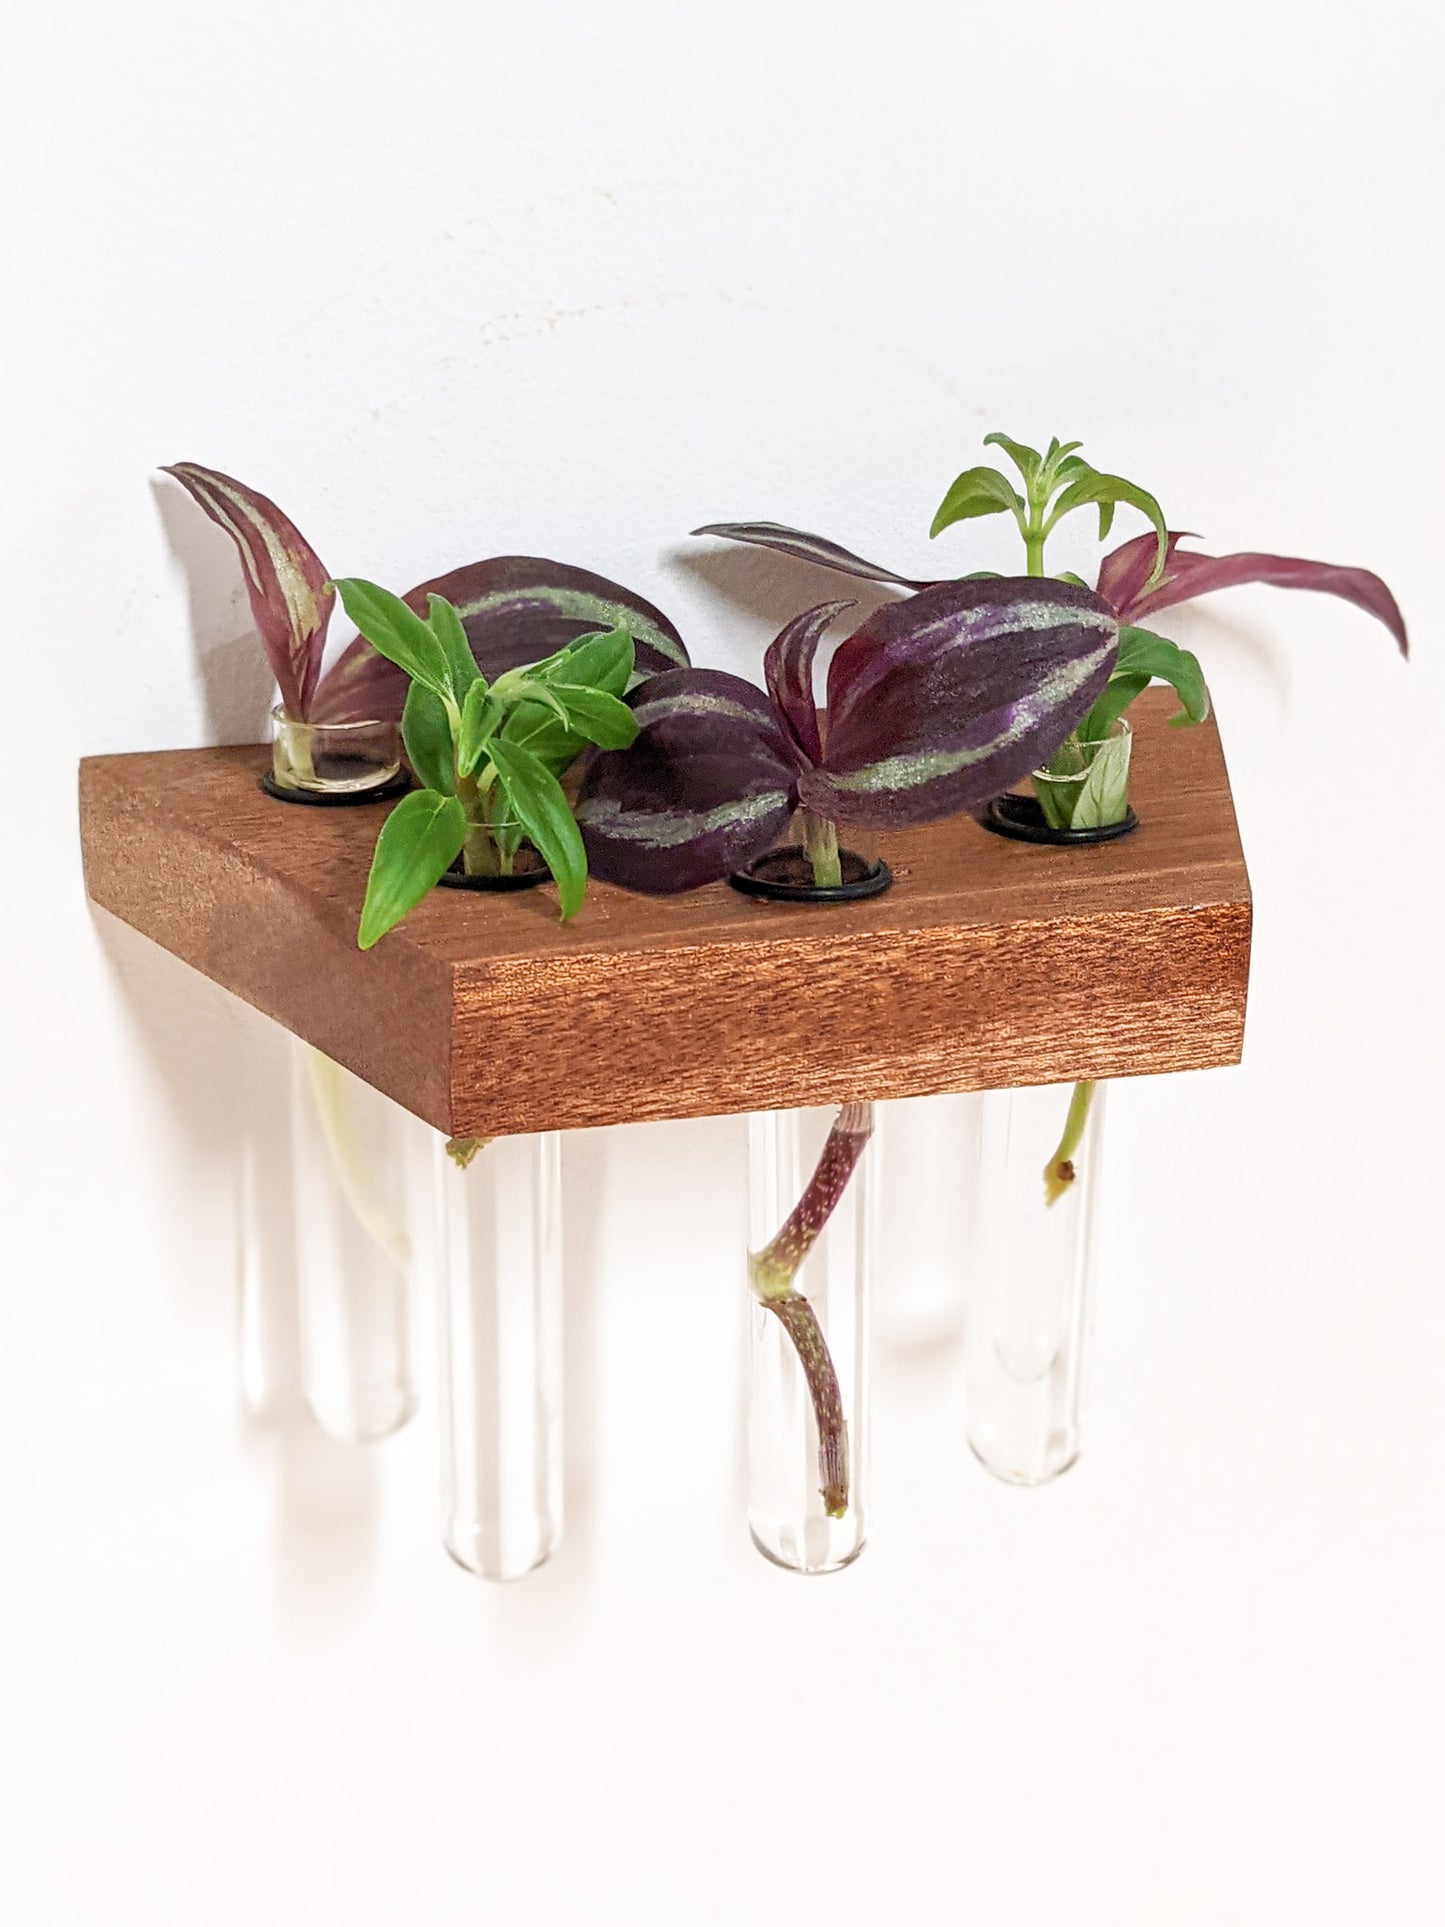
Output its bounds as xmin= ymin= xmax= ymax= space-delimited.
xmin=79 ymin=687 xmax=1252 ymax=1136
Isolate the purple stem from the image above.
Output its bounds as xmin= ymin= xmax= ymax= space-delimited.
xmin=750 ymin=1101 xmax=873 ymax=1518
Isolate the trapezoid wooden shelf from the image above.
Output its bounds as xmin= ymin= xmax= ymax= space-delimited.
xmin=78 ymin=687 xmax=1252 ymax=1138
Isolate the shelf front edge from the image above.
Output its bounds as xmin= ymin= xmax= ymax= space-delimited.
xmin=445 ymin=897 xmax=1251 ymax=1136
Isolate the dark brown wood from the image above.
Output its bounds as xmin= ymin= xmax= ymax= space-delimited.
xmin=78 ymin=688 xmax=1252 ymax=1137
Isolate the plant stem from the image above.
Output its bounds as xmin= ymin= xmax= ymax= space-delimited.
xmin=1023 ymin=474 xmax=1049 ymax=577
xmin=445 ymin=1135 xmax=491 ymax=1169
xmin=1023 ymin=503 xmax=1086 ymax=785
xmin=274 ymin=713 xmax=317 ymax=788
xmin=461 ymin=822 xmax=498 ymax=876
xmin=752 ymin=1101 xmax=871 ymax=1286
xmin=1043 ymin=1078 xmax=1095 ymax=1207
xmin=800 ymin=808 xmax=843 ymax=889
xmin=1025 ymin=483 xmax=1100 ymax=1184
xmin=750 ymin=1101 xmax=873 ymax=1518
xmin=761 ymin=1293 xmax=850 ymax=1516
xmin=455 ymin=772 xmax=500 ymax=877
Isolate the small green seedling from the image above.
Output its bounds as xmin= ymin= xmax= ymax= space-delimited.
xmin=931 ymin=433 xmax=1209 ymax=832
xmin=329 ymin=578 xmax=639 ymax=947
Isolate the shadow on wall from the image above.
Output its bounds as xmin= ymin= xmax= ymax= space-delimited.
xmin=89 ymin=905 xmax=618 ymax=1620
xmin=92 ymin=909 xmax=385 ymax=1608
xmin=151 ymin=475 xmax=277 ymax=747
xmin=668 ymin=538 xmax=900 ymax=654
xmin=1165 ymin=602 xmax=1293 ymax=721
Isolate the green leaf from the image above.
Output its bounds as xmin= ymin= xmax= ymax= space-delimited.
xmin=402 ymin=682 xmax=456 ymax=795
xmin=426 ymin=594 xmax=481 ymax=695
xmin=499 ymin=675 xmax=573 ymax=730
xmin=1042 ymin=468 xmax=1168 ymax=586
xmin=1069 ymin=728 xmax=1133 ymax=830
xmin=486 ymin=739 xmax=588 ymax=921
xmin=1038 ymin=440 xmax=1085 ymax=495
xmin=546 ymin=624 xmax=635 ymax=697
xmin=357 ymin=789 xmax=466 ymax=950
xmin=457 ymin=679 xmax=505 ymax=777
xmin=1079 ymin=671 xmax=1149 ymax=744
xmin=494 ymin=819 xmax=526 ymax=864
xmin=981 ymin=432 xmax=1043 ymax=487
xmin=329 ymin=578 xmax=454 ymax=703
xmin=1031 ymin=770 xmax=1078 ymax=831
xmin=1115 ymin=625 xmax=1210 ymax=725
xmin=551 ymin=687 xmax=639 ymax=750
xmin=501 ymin=700 xmax=589 ymax=772
xmin=928 ymin=465 xmax=1027 ymax=539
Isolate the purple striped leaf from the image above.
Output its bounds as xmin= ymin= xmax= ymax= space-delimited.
xmin=1095 ymin=529 xmax=1193 ymax=617
xmin=574 ymin=670 xmax=796 ymax=894
xmin=801 ymin=578 xmax=1119 ymax=828
xmin=162 ymin=462 xmax=333 ymax=720
xmin=314 ymin=556 xmax=691 ymax=723
xmin=692 ymin=521 xmax=934 ymax=590
xmin=577 ymin=582 xmax=1121 ymax=893
xmin=1098 ymin=530 xmax=1408 ymax=656
xmin=763 ymin=599 xmax=854 ymax=767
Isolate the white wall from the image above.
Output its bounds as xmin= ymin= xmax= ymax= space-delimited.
xmin=4 ymin=2 xmax=1443 ymax=1920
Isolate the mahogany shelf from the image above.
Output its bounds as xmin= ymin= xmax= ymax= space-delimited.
xmin=78 ymin=687 xmax=1252 ymax=1138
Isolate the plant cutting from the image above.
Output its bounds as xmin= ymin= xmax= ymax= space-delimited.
xmin=695 ymin=431 xmax=1408 ymax=1187
xmin=575 ymin=573 xmax=1120 ymax=896
xmin=577 ymin=573 xmax=1122 ymax=1550
xmin=931 ymin=435 xmax=1195 ymax=836
xmin=161 ymin=461 xmax=689 ymax=794
xmin=327 ymin=578 xmax=641 ymax=944
xmin=748 ymin=1101 xmax=873 ymax=1523
xmin=694 ymin=437 xmax=1408 ymax=1494
xmin=928 ymin=435 xmax=1408 ymax=1197
xmin=158 ymin=463 xmax=691 ymax=1492
xmin=693 ymin=429 xmax=1406 ymax=839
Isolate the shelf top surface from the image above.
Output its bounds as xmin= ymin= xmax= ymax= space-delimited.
xmin=91 ymin=689 xmax=1246 ymax=961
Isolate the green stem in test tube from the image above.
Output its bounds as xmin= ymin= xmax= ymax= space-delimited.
xmin=1043 ymin=1079 xmax=1096 ymax=1208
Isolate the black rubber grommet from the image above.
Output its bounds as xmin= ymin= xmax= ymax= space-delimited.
xmin=729 ymin=848 xmax=893 ymax=903
xmin=981 ymin=794 xmax=1140 ymax=846
xmin=436 ymin=858 xmax=550 ymax=892
xmin=258 ymin=768 xmax=413 ymax=807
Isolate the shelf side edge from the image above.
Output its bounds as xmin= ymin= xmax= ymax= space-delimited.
xmin=79 ymin=755 xmax=456 ymax=1131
